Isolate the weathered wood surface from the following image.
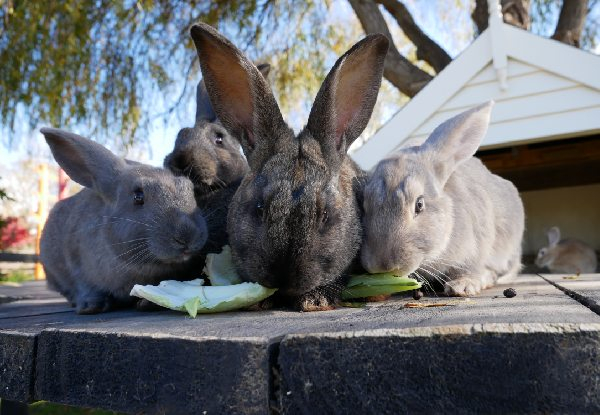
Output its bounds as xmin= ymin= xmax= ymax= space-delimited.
xmin=1 ymin=275 xmax=600 ymax=414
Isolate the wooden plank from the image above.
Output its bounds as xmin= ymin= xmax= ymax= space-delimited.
xmin=481 ymin=106 xmax=600 ymax=148
xmin=466 ymin=59 xmax=538 ymax=86
xmin=0 ymin=253 xmax=39 ymax=263
xmin=415 ymin=85 xmax=600 ymax=137
xmin=505 ymin=24 xmax=600 ymax=90
xmin=441 ymin=70 xmax=576 ymax=112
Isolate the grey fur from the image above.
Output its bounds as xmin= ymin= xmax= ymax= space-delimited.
xmin=163 ymin=64 xmax=270 ymax=254
xmin=40 ymin=128 xmax=207 ymax=314
xmin=190 ymin=23 xmax=389 ymax=310
xmin=362 ymin=102 xmax=525 ymax=296
xmin=535 ymin=226 xmax=597 ymax=273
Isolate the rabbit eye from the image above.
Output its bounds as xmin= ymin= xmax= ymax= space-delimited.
xmin=256 ymin=201 xmax=264 ymax=215
xmin=133 ymin=189 xmax=145 ymax=205
xmin=215 ymin=133 xmax=224 ymax=145
xmin=322 ymin=209 xmax=328 ymax=224
xmin=415 ymin=196 xmax=424 ymax=215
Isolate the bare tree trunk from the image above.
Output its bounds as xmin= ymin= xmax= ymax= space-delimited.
xmin=348 ymin=0 xmax=432 ymax=97
xmin=375 ymin=0 xmax=451 ymax=72
xmin=472 ymin=0 xmax=531 ymax=34
xmin=552 ymin=0 xmax=588 ymax=47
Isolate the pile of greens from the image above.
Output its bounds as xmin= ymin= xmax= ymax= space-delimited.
xmin=130 ymin=246 xmax=421 ymax=316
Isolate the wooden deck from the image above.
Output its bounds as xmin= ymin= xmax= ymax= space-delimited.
xmin=1 ymin=274 xmax=600 ymax=414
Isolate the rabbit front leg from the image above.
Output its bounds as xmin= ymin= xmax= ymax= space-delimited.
xmin=74 ymin=281 xmax=115 ymax=314
xmin=444 ymin=269 xmax=496 ymax=297
xmin=295 ymin=286 xmax=338 ymax=312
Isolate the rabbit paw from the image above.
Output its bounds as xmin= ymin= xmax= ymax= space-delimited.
xmin=296 ymin=291 xmax=337 ymax=312
xmin=136 ymin=298 xmax=165 ymax=312
xmin=444 ymin=277 xmax=482 ymax=297
xmin=75 ymin=293 xmax=114 ymax=314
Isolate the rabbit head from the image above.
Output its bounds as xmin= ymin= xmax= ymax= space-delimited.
xmin=41 ymin=128 xmax=208 ymax=264
xmin=361 ymin=103 xmax=493 ymax=276
xmin=163 ymin=65 xmax=270 ymax=194
xmin=535 ymin=226 xmax=561 ymax=269
xmin=190 ymin=23 xmax=388 ymax=302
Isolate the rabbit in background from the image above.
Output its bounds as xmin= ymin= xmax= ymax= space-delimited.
xmin=40 ymin=128 xmax=207 ymax=314
xmin=163 ymin=64 xmax=270 ymax=197
xmin=163 ymin=64 xmax=270 ymax=254
xmin=190 ymin=23 xmax=389 ymax=310
xmin=535 ymin=226 xmax=598 ymax=274
xmin=361 ymin=102 xmax=525 ymax=297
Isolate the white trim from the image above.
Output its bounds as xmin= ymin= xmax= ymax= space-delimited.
xmin=488 ymin=0 xmax=508 ymax=89
xmin=352 ymin=21 xmax=600 ymax=170
xmin=351 ymin=30 xmax=491 ymax=170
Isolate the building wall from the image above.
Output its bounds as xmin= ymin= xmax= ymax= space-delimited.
xmin=396 ymin=58 xmax=600 ymax=152
xmin=520 ymin=183 xmax=600 ymax=255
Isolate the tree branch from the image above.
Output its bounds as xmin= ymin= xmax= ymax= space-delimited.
xmin=551 ymin=0 xmax=588 ymax=47
xmin=472 ymin=0 xmax=530 ymax=34
xmin=348 ymin=0 xmax=432 ymax=97
xmin=374 ymin=0 xmax=451 ymax=73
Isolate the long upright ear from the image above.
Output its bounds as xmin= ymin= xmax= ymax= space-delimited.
xmin=420 ymin=101 xmax=493 ymax=185
xmin=305 ymin=34 xmax=389 ymax=166
xmin=40 ymin=128 xmax=125 ymax=197
xmin=256 ymin=63 xmax=271 ymax=79
xmin=547 ymin=226 xmax=561 ymax=246
xmin=195 ymin=80 xmax=218 ymax=123
xmin=190 ymin=23 xmax=287 ymax=162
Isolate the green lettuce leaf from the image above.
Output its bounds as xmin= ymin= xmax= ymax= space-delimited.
xmin=130 ymin=279 xmax=276 ymax=317
xmin=342 ymin=273 xmax=422 ymax=300
xmin=203 ymin=245 xmax=242 ymax=286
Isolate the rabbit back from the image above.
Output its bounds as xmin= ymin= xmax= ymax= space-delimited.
xmin=537 ymin=238 xmax=597 ymax=274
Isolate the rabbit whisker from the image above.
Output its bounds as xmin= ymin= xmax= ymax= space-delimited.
xmin=111 ymin=237 xmax=150 ymax=246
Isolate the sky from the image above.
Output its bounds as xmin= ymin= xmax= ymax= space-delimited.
xmin=1 ymin=0 xmax=598 ymax=181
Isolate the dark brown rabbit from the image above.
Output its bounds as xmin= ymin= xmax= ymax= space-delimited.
xmin=190 ymin=23 xmax=388 ymax=310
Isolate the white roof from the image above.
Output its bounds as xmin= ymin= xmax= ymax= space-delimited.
xmin=352 ymin=6 xmax=600 ymax=170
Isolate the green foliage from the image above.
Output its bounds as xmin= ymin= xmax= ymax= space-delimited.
xmin=0 ymin=269 xmax=34 ymax=283
xmin=0 ymin=0 xmax=339 ymax=148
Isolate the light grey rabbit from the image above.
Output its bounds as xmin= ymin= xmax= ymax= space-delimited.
xmin=362 ymin=102 xmax=525 ymax=296
xmin=190 ymin=23 xmax=388 ymax=310
xmin=535 ymin=226 xmax=597 ymax=274
xmin=40 ymin=128 xmax=208 ymax=314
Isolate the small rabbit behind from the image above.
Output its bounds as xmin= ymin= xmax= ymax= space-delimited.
xmin=163 ymin=64 xmax=270 ymax=197
xmin=535 ymin=226 xmax=597 ymax=274
xmin=362 ymin=102 xmax=525 ymax=296
xmin=40 ymin=128 xmax=207 ymax=314
xmin=163 ymin=65 xmax=270 ymax=254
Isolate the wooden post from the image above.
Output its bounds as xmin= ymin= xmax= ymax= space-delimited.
xmin=34 ymin=163 xmax=48 ymax=280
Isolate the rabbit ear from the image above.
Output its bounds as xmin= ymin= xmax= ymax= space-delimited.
xmin=190 ymin=23 xmax=287 ymax=163
xmin=257 ymin=63 xmax=271 ymax=78
xmin=547 ymin=226 xmax=561 ymax=246
xmin=305 ymin=34 xmax=388 ymax=167
xmin=40 ymin=128 xmax=125 ymax=196
xmin=195 ymin=79 xmax=217 ymax=123
xmin=420 ymin=101 xmax=493 ymax=185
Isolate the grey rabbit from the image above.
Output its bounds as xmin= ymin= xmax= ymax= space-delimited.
xmin=535 ymin=226 xmax=597 ymax=274
xmin=361 ymin=102 xmax=525 ymax=296
xmin=40 ymin=128 xmax=208 ymax=314
xmin=163 ymin=64 xmax=270 ymax=253
xmin=190 ymin=23 xmax=389 ymax=310
xmin=163 ymin=64 xmax=271 ymax=195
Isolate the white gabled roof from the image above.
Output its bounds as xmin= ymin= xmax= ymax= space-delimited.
xmin=352 ymin=8 xmax=600 ymax=170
